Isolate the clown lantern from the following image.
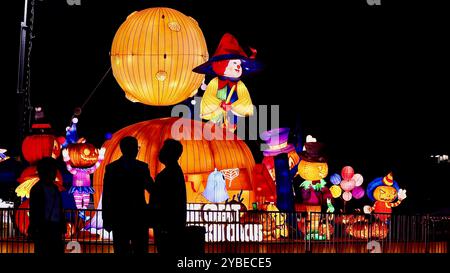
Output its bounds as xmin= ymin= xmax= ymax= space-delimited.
xmin=22 ymin=134 xmax=61 ymax=164
xmin=63 ymin=142 xmax=105 ymax=214
xmin=194 ymin=33 xmax=258 ymax=131
xmin=364 ymin=172 xmax=407 ymax=222
xmin=111 ymin=7 xmax=208 ymax=106
xmin=93 ymin=118 xmax=256 ymax=209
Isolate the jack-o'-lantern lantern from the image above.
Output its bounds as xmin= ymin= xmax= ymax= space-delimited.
xmin=364 ymin=173 xmax=407 ymax=222
xmin=22 ymin=134 xmax=61 ymax=164
xmin=93 ymin=118 xmax=256 ymax=209
xmin=67 ymin=143 xmax=99 ymax=168
xmin=14 ymin=200 xmax=30 ymax=236
xmin=297 ymin=160 xmax=328 ymax=181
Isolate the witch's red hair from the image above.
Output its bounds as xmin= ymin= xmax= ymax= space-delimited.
xmin=212 ymin=60 xmax=230 ymax=76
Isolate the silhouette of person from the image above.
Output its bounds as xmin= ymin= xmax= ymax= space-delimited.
xmin=102 ymin=136 xmax=154 ymax=254
xmin=150 ymin=139 xmax=187 ymax=254
xmin=28 ymin=157 xmax=66 ymax=255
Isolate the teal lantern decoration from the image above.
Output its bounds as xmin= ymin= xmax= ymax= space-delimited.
xmin=202 ymin=168 xmax=229 ymax=203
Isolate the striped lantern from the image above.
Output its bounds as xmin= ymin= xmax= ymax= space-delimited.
xmin=111 ymin=7 xmax=209 ymax=106
xmin=341 ymin=166 xmax=354 ymax=180
xmin=93 ymin=118 xmax=256 ymax=209
xmin=21 ymin=134 xmax=61 ymax=164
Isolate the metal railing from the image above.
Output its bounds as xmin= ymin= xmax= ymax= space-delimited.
xmin=1 ymin=208 xmax=449 ymax=253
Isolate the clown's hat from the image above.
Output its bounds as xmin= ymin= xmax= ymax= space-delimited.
xmin=193 ymin=33 xmax=260 ymax=76
xmin=382 ymin=172 xmax=394 ymax=186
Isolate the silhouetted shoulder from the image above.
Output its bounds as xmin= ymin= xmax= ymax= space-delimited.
xmin=135 ymin=160 xmax=149 ymax=169
xmin=106 ymin=159 xmax=122 ymax=170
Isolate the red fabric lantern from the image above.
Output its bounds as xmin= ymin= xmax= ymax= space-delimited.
xmin=14 ymin=200 xmax=30 ymax=236
xmin=22 ymin=135 xmax=61 ymax=164
xmin=341 ymin=166 xmax=354 ymax=181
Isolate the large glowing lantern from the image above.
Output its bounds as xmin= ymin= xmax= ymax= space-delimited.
xmin=93 ymin=118 xmax=256 ymax=208
xmin=111 ymin=7 xmax=209 ymax=106
xmin=22 ymin=134 xmax=61 ymax=164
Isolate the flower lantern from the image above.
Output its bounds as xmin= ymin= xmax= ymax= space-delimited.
xmin=111 ymin=7 xmax=208 ymax=106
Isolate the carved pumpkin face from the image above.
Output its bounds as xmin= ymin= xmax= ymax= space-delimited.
xmin=297 ymin=160 xmax=328 ymax=181
xmin=68 ymin=143 xmax=99 ymax=168
xmin=373 ymin=186 xmax=397 ymax=202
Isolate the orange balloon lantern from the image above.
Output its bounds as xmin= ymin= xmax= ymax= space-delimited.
xmin=111 ymin=7 xmax=209 ymax=106
xmin=21 ymin=134 xmax=61 ymax=164
xmin=93 ymin=118 xmax=256 ymax=208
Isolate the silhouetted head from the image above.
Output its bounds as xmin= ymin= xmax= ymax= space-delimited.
xmin=158 ymin=139 xmax=183 ymax=165
xmin=120 ymin=136 xmax=139 ymax=159
xmin=36 ymin=157 xmax=58 ymax=184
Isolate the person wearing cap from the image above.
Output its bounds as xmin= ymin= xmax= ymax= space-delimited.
xmin=193 ymin=33 xmax=260 ymax=132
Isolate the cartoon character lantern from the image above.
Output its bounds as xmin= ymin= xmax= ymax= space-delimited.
xmin=364 ymin=172 xmax=407 ymax=222
xmin=297 ymin=142 xmax=332 ymax=206
xmin=63 ymin=142 xmax=105 ymax=213
xmin=193 ymin=33 xmax=258 ymax=132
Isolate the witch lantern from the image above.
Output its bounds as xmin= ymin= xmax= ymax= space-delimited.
xmin=193 ymin=33 xmax=258 ymax=132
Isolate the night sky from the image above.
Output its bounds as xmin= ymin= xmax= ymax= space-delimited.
xmin=1 ymin=0 xmax=449 ymax=211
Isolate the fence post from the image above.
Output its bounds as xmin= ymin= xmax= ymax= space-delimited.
xmin=425 ymin=214 xmax=430 ymax=254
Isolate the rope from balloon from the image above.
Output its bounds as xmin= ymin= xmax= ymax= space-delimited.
xmin=68 ymin=66 xmax=112 ymax=125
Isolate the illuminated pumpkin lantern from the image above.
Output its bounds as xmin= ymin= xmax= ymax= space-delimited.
xmin=111 ymin=7 xmax=208 ymax=106
xmin=14 ymin=200 xmax=30 ymax=236
xmin=66 ymin=143 xmax=100 ymax=168
xmin=93 ymin=118 xmax=256 ymax=209
xmin=297 ymin=142 xmax=332 ymax=206
xmin=21 ymin=134 xmax=61 ymax=164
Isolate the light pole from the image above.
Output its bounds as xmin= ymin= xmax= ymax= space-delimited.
xmin=17 ymin=0 xmax=38 ymax=146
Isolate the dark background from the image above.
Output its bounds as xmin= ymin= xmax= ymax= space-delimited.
xmin=1 ymin=0 xmax=449 ymax=212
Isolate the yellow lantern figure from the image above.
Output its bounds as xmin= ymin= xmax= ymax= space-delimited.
xmin=297 ymin=160 xmax=329 ymax=181
xmin=111 ymin=8 xmax=209 ymax=106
